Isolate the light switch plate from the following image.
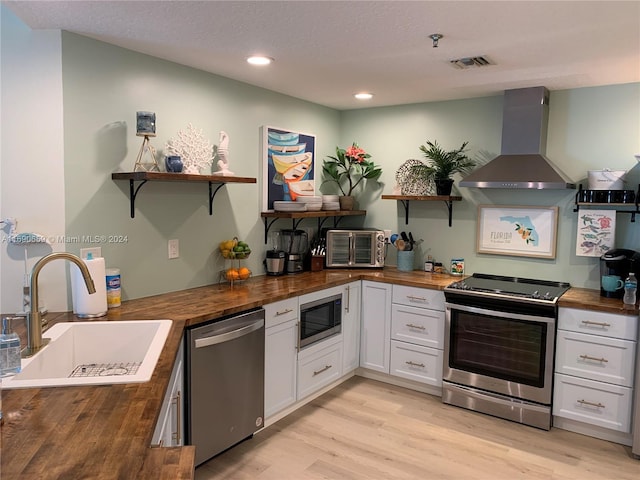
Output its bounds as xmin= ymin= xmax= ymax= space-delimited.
xmin=168 ymin=239 xmax=179 ymax=259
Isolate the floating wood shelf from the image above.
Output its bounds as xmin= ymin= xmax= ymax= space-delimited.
xmin=382 ymin=195 xmax=462 ymax=227
xmin=112 ymin=172 xmax=256 ymax=218
xmin=260 ymin=210 xmax=366 ymax=242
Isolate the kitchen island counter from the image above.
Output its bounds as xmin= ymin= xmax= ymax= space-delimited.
xmin=1 ymin=268 xmax=630 ymax=479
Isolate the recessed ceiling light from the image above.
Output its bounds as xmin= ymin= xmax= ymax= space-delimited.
xmin=247 ymin=56 xmax=273 ymax=66
xmin=354 ymin=93 xmax=373 ymax=100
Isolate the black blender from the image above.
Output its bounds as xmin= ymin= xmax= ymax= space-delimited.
xmin=281 ymin=229 xmax=309 ymax=274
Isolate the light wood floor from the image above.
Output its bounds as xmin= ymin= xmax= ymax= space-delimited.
xmin=195 ymin=376 xmax=639 ymax=479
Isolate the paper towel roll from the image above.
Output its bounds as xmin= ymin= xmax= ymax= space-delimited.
xmin=71 ymin=257 xmax=107 ymax=317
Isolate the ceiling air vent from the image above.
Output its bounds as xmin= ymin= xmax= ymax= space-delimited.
xmin=450 ymin=56 xmax=493 ymax=69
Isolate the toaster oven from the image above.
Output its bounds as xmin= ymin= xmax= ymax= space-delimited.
xmin=325 ymin=229 xmax=385 ymax=268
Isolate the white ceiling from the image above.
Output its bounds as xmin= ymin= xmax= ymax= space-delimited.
xmin=4 ymin=0 xmax=640 ymax=110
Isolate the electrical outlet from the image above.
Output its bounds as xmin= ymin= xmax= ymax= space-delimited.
xmin=168 ymin=239 xmax=179 ymax=259
xmin=383 ymin=229 xmax=392 ymax=242
xmin=80 ymin=247 xmax=102 ymax=259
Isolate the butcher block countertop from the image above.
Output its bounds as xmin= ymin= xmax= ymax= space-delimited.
xmin=1 ymin=268 xmax=635 ymax=479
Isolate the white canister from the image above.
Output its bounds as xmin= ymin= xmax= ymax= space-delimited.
xmin=106 ymin=268 xmax=121 ymax=308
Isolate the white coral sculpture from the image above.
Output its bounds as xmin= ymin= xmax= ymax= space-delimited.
xmin=165 ymin=123 xmax=214 ymax=174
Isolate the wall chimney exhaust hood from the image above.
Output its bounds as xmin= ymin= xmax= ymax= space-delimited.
xmin=460 ymin=86 xmax=575 ymax=189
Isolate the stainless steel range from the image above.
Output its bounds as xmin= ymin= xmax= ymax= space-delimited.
xmin=443 ymin=273 xmax=571 ymax=430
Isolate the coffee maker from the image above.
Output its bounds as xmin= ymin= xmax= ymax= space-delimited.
xmin=265 ymin=231 xmax=285 ymax=276
xmin=281 ymin=229 xmax=309 ymax=274
xmin=599 ymin=248 xmax=640 ymax=298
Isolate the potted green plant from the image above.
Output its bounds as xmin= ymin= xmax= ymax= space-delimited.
xmin=322 ymin=142 xmax=382 ymax=210
xmin=411 ymin=140 xmax=476 ymax=195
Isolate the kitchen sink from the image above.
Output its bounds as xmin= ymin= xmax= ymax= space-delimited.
xmin=2 ymin=319 xmax=173 ymax=389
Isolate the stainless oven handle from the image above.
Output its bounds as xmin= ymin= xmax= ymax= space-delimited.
xmin=345 ymin=285 xmax=350 ymax=313
xmin=348 ymin=234 xmax=355 ymax=266
xmin=194 ymin=319 xmax=264 ymax=348
xmin=445 ymin=302 xmax=555 ymax=324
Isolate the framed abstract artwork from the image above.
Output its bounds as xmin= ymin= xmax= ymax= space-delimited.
xmin=262 ymin=126 xmax=316 ymax=210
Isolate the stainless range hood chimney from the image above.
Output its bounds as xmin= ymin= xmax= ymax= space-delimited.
xmin=460 ymin=86 xmax=575 ymax=189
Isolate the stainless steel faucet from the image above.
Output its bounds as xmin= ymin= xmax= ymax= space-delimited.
xmin=22 ymin=252 xmax=97 ymax=358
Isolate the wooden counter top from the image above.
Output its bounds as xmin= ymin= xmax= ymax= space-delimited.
xmin=1 ymin=268 xmax=635 ymax=479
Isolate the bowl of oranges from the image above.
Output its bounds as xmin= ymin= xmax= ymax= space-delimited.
xmin=219 ymin=265 xmax=252 ymax=286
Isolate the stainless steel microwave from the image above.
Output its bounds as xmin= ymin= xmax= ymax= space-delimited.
xmin=325 ymin=229 xmax=385 ymax=268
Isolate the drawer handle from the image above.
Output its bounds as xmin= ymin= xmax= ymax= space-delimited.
xmin=313 ymin=365 xmax=332 ymax=376
xmin=275 ymin=308 xmax=293 ymax=316
xmin=579 ymin=354 xmax=608 ymax=363
xmin=405 ymin=323 xmax=426 ymax=330
xmin=405 ymin=361 xmax=425 ymax=368
xmin=407 ymin=295 xmax=427 ymax=302
xmin=577 ymin=399 xmax=605 ymax=409
xmin=580 ymin=320 xmax=611 ymax=328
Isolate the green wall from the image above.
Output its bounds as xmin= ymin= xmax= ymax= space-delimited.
xmin=61 ymin=32 xmax=340 ymax=301
xmin=340 ymin=84 xmax=640 ymax=289
xmin=61 ymin=32 xmax=640 ymax=301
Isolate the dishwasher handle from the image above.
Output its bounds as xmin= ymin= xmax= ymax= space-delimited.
xmin=194 ymin=319 xmax=264 ymax=349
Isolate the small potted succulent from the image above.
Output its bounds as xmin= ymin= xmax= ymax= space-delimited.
xmin=411 ymin=140 xmax=476 ymax=195
xmin=322 ymin=142 xmax=382 ymax=209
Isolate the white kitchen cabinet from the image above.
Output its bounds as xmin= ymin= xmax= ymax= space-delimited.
xmin=264 ymin=298 xmax=299 ymax=419
xmin=342 ymin=281 xmax=361 ymax=373
xmin=297 ymin=339 xmax=343 ymax=400
xmin=390 ymin=285 xmax=445 ymax=388
xmin=360 ymin=281 xmax=392 ymax=373
xmin=554 ymin=307 xmax=637 ymax=435
xmin=152 ymin=337 xmax=184 ymax=447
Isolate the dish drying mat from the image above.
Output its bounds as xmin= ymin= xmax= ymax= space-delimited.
xmin=69 ymin=362 xmax=141 ymax=378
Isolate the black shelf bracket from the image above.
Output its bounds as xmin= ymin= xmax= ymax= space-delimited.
xmin=128 ymin=179 xmax=148 ymax=218
xmin=397 ymin=199 xmax=454 ymax=227
xmin=208 ymin=182 xmax=226 ymax=215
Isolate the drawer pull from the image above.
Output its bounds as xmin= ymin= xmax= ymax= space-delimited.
xmin=407 ymin=295 xmax=427 ymax=302
xmin=313 ymin=365 xmax=332 ymax=376
xmin=275 ymin=308 xmax=293 ymax=316
xmin=579 ymin=354 xmax=608 ymax=363
xmin=406 ymin=323 xmax=426 ymax=330
xmin=405 ymin=361 xmax=425 ymax=368
xmin=580 ymin=320 xmax=611 ymax=328
xmin=577 ymin=399 xmax=605 ymax=409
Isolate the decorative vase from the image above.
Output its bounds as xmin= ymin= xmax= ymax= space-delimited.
xmin=165 ymin=155 xmax=183 ymax=173
xmin=435 ymin=178 xmax=454 ymax=196
xmin=339 ymin=195 xmax=356 ymax=211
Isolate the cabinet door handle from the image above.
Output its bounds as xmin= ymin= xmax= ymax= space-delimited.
xmin=405 ymin=361 xmax=425 ymax=368
xmin=579 ymin=354 xmax=608 ymax=363
xmin=345 ymin=285 xmax=351 ymax=313
xmin=276 ymin=308 xmax=293 ymax=316
xmin=313 ymin=364 xmax=332 ymax=376
xmin=407 ymin=295 xmax=427 ymax=302
xmin=405 ymin=323 xmax=426 ymax=330
xmin=577 ymin=399 xmax=605 ymax=409
xmin=580 ymin=320 xmax=611 ymax=328
xmin=171 ymin=390 xmax=182 ymax=445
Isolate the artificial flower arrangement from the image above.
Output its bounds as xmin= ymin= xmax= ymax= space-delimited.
xmin=322 ymin=142 xmax=382 ymax=196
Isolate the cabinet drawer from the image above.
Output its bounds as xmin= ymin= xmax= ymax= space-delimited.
xmin=552 ymin=373 xmax=633 ymax=432
xmin=297 ymin=343 xmax=342 ymax=400
xmin=392 ymin=285 xmax=444 ymax=311
xmin=390 ymin=340 xmax=443 ymax=387
xmin=556 ymin=330 xmax=636 ymax=387
xmin=558 ymin=308 xmax=637 ymax=341
xmin=391 ymin=304 xmax=444 ymax=349
xmin=264 ymin=297 xmax=298 ymax=328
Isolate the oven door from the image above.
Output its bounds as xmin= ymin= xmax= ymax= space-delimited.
xmin=444 ymin=302 xmax=555 ymax=405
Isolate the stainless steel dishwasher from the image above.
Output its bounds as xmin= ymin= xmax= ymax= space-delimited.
xmin=185 ymin=308 xmax=265 ymax=466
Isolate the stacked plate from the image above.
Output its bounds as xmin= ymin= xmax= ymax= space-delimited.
xmin=322 ymin=195 xmax=340 ymax=211
xmin=296 ymin=195 xmax=323 ymax=211
xmin=273 ymin=201 xmax=307 ymax=212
